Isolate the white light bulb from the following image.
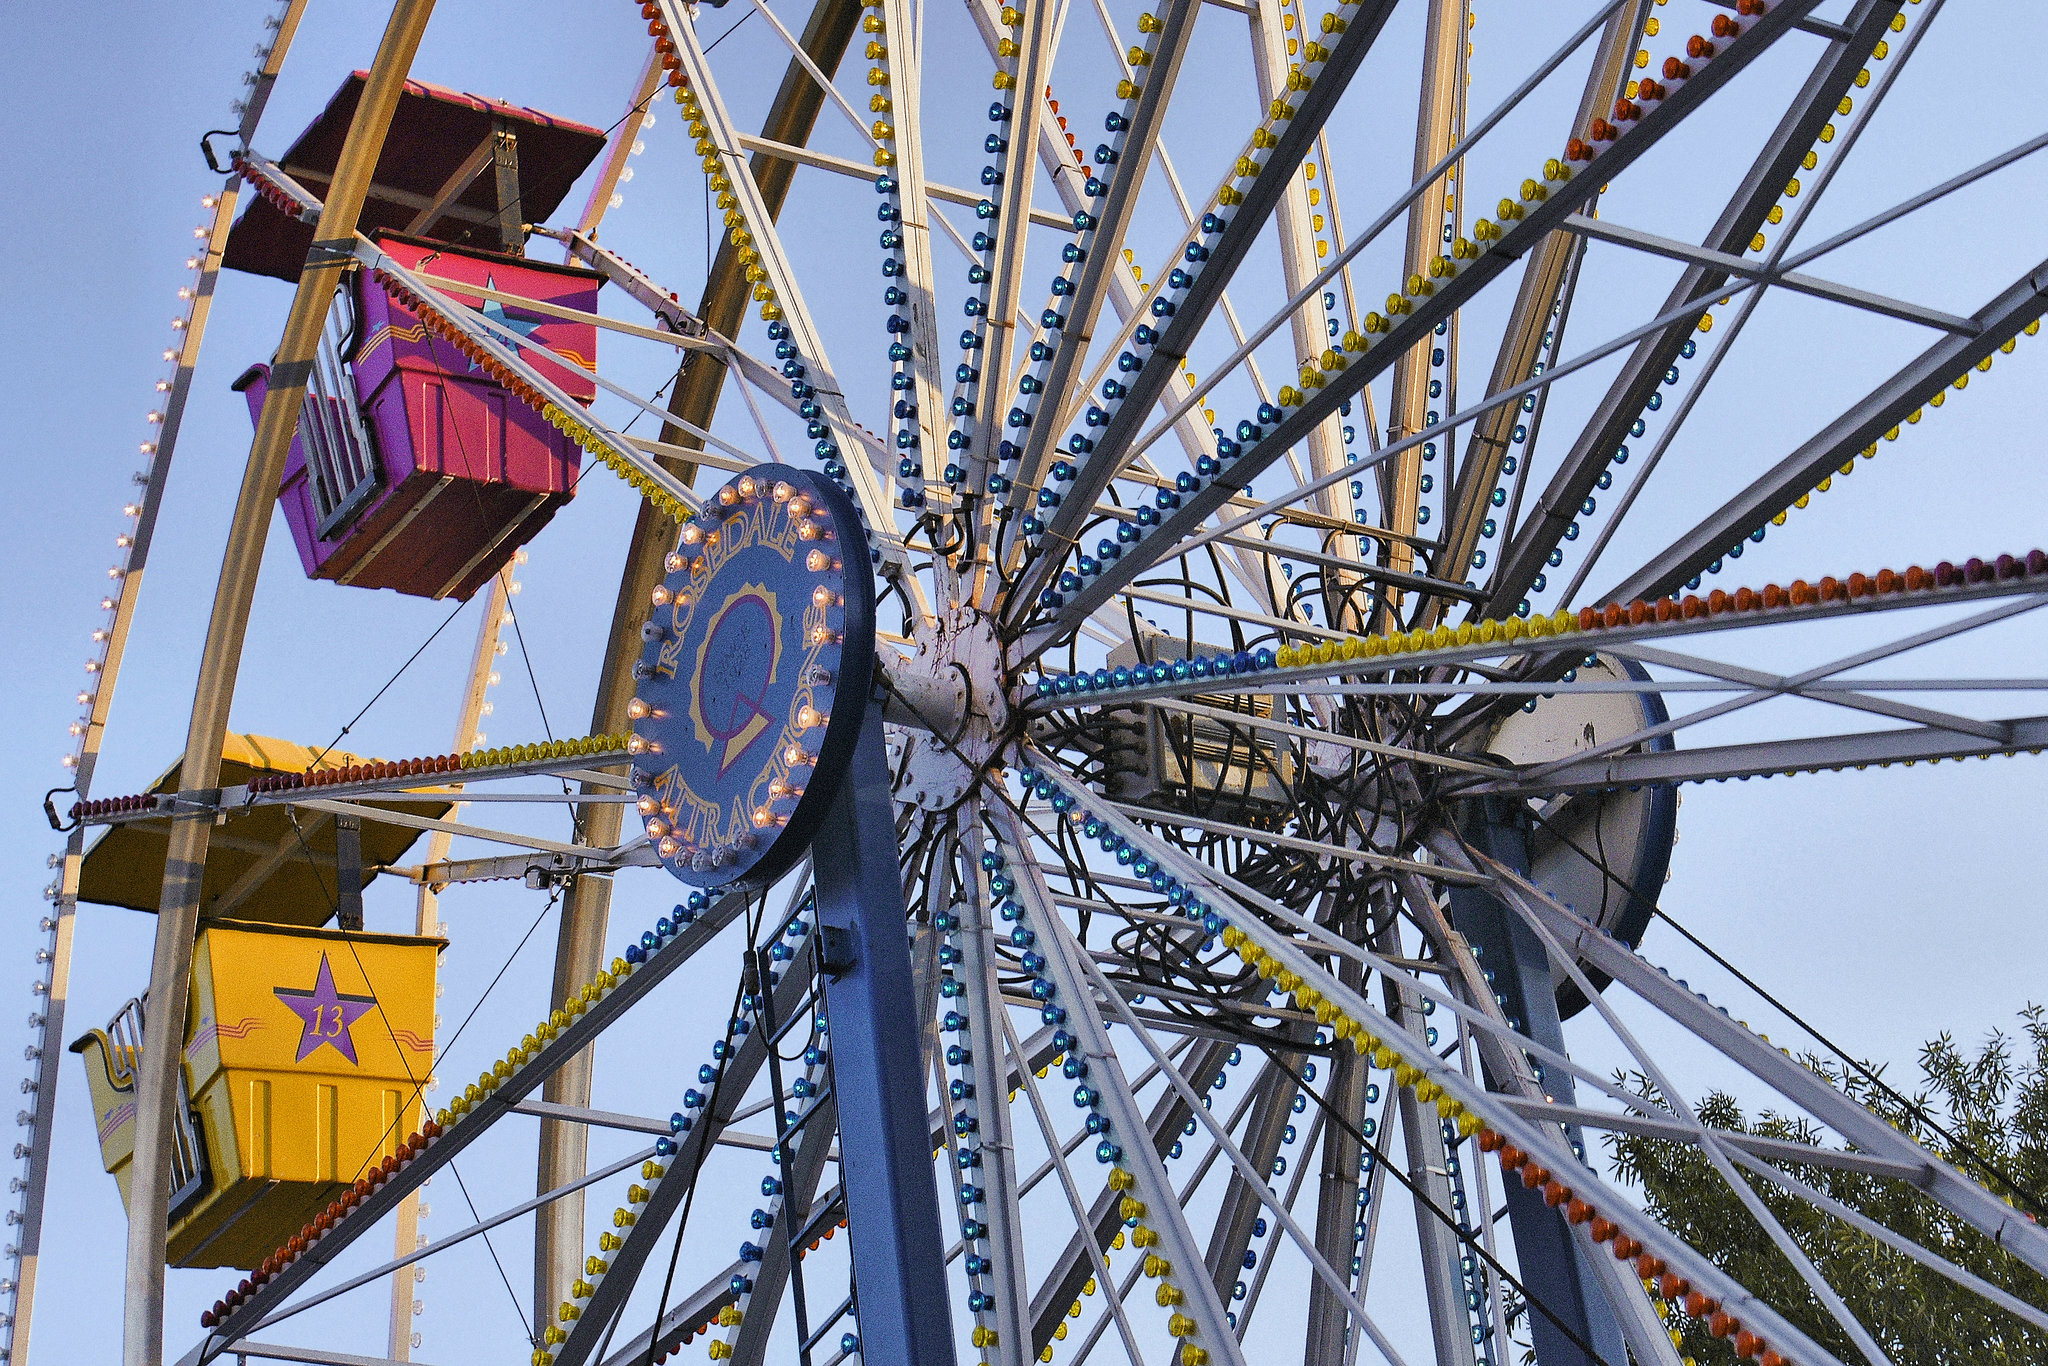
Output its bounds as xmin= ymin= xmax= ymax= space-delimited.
xmin=618 ymin=167 xmax=634 ymax=184
xmin=631 ymin=139 xmax=646 ymax=155
xmin=608 ymin=193 xmax=624 ymax=211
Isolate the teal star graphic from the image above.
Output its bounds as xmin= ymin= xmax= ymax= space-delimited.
xmin=473 ymin=274 xmax=543 ymax=375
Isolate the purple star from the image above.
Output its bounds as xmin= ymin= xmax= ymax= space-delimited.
xmin=273 ymin=954 xmax=378 ymax=1065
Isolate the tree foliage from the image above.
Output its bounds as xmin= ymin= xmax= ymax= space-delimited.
xmin=1605 ymin=1006 xmax=2048 ymax=1365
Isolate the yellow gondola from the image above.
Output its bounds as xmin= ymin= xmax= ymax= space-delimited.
xmin=73 ymin=920 xmax=442 ymax=1268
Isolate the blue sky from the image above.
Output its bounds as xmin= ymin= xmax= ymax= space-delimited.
xmin=4 ymin=1 xmax=2047 ymax=1362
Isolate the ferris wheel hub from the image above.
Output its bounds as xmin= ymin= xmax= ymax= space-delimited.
xmin=889 ymin=606 xmax=1011 ymax=811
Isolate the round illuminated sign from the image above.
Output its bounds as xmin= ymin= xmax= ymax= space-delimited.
xmin=627 ymin=465 xmax=876 ymax=888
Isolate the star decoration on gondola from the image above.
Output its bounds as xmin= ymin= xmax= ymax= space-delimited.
xmin=273 ymin=953 xmax=378 ymax=1065
xmin=479 ymin=275 xmax=544 ymax=352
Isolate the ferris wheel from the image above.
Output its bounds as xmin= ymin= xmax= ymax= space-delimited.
xmin=17 ymin=1 xmax=2048 ymax=1365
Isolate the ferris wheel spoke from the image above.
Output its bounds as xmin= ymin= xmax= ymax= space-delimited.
xmin=1025 ymin=0 xmax=1828 ymax=647
xmin=1478 ymin=594 xmax=2048 ymax=792
xmin=1473 ymin=853 xmax=1909 ymax=1366
xmin=1119 ymin=0 xmax=1633 ymax=503
xmin=1003 ymin=0 xmax=1199 ymax=514
xmin=989 ymin=805 xmax=1252 ymax=1366
xmin=557 ymin=229 xmax=896 ymax=474
xmin=1017 ymin=266 xmax=1785 ymax=659
xmin=1598 ymin=634 xmax=2033 ymax=739
xmin=1475 ymin=711 xmax=2048 ymax=797
xmin=1061 ymin=909 xmax=1419 ymax=1366
xmin=988 ymin=0 xmax=1289 ymax=548
xmin=1485 ymin=0 xmax=1903 ymax=619
xmin=744 ymin=0 xmax=886 ymax=152
xmin=1198 ymin=1056 xmax=1310 ymax=1328
xmin=664 ymin=2 xmax=908 ymax=561
xmin=1431 ymin=0 xmax=1633 ymax=630
xmin=1439 ymin=838 xmax=2048 ymax=1279
xmin=935 ymin=814 xmax=1034 ymax=1365
xmin=1015 ymin=754 xmax=1875 ymax=1366
xmin=1395 ymin=870 xmax=1681 ymax=1366
xmin=1602 ymin=265 xmax=2048 ymax=608
xmin=546 ymin=922 xmax=822 ymax=1366
xmin=1011 ymin=0 xmax=1402 ymax=597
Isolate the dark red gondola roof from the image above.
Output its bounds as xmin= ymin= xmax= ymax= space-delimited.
xmin=224 ymin=71 xmax=608 ymax=281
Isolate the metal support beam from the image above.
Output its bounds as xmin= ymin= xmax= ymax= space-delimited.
xmin=1430 ymin=2 xmax=1644 ymax=627
xmin=1484 ymin=0 xmax=1902 ymax=619
xmin=333 ymin=812 xmax=365 ymax=931
xmin=1602 ymin=254 xmax=2048 ymax=605
xmin=1018 ymin=0 xmax=1401 ymax=599
xmin=1375 ymin=915 xmax=1470 ymax=1366
xmin=533 ymin=0 xmax=863 ymax=1322
xmin=547 ymin=932 xmax=821 ymax=1366
xmin=1463 ymin=712 xmax=2048 ymax=796
xmin=1029 ymin=0 xmax=1826 ymax=648
xmin=128 ymin=8 xmax=436 ymax=1363
xmin=1447 ymin=804 xmax=1623 ymax=1366
xmin=1378 ymin=0 xmax=1467 ymax=584
xmin=1010 ymin=0 xmax=1198 ymax=497
xmin=813 ymin=704 xmax=958 ymax=1366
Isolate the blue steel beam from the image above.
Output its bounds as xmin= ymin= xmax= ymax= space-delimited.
xmin=815 ymin=704 xmax=959 ymax=1366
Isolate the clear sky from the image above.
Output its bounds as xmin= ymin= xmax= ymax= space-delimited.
xmin=3 ymin=1 xmax=2046 ymax=1363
